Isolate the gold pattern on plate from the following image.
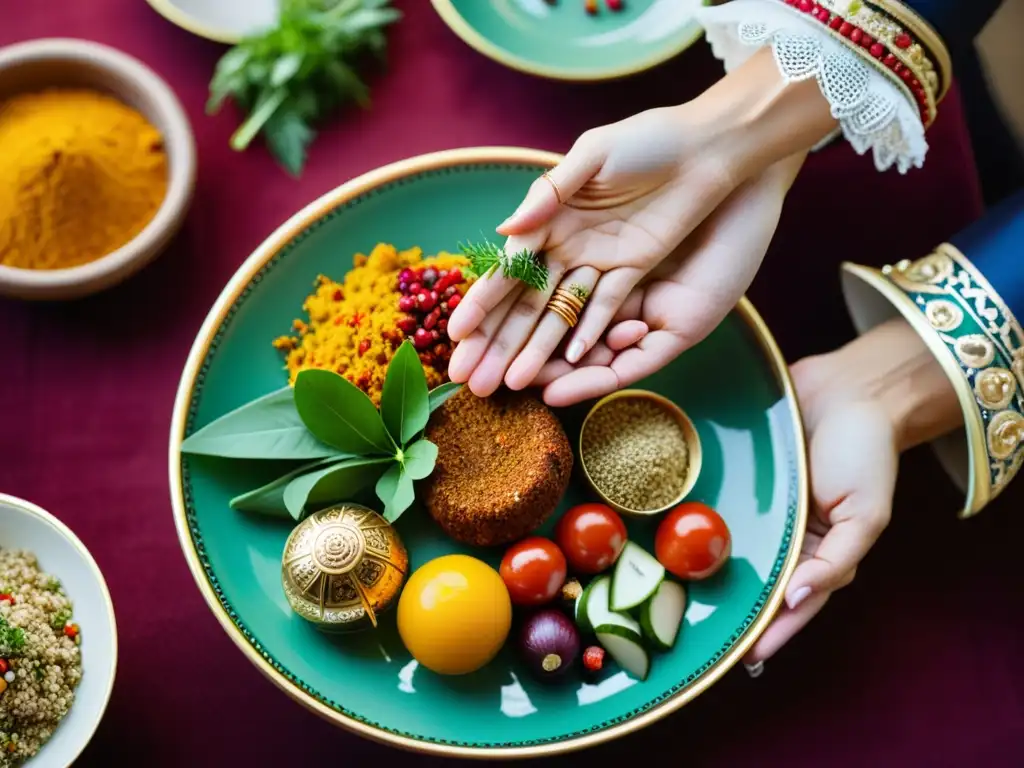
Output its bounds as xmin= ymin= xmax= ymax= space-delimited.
xmin=974 ymin=367 xmax=1018 ymax=411
xmin=954 ymin=335 xmax=996 ymax=369
xmin=281 ymin=503 xmax=408 ymax=632
xmin=925 ymin=299 xmax=963 ymax=331
xmin=987 ymin=410 xmax=1024 ymax=461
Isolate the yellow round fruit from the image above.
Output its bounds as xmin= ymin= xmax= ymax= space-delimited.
xmin=397 ymin=554 xmax=512 ymax=676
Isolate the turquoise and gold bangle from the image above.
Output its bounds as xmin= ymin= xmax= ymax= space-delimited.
xmin=842 ymin=245 xmax=1024 ymax=518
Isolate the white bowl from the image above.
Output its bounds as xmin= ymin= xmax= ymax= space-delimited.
xmin=0 ymin=493 xmax=117 ymax=768
xmin=146 ymin=0 xmax=278 ymax=43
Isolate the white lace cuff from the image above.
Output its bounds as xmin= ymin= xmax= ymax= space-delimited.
xmin=695 ymin=0 xmax=928 ymax=174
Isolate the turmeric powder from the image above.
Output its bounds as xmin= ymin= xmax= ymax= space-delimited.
xmin=0 ymin=89 xmax=168 ymax=270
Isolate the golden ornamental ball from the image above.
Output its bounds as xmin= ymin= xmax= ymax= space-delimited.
xmin=281 ymin=503 xmax=408 ymax=632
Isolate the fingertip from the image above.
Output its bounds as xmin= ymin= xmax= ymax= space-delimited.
xmin=786 ymin=585 xmax=812 ymax=611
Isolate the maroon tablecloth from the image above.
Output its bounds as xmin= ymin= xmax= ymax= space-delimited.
xmin=3 ymin=2 xmax=1024 ymax=766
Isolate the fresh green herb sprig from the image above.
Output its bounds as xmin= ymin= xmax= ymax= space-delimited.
xmin=459 ymin=239 xmax=550 ymax=292
xmin=207 ymin=0 xmax=401 ymax=176
xmin=181 ymin=341 xmax=461 ymax=522
xmin=0 ymin=614 xmax=26 ymax=658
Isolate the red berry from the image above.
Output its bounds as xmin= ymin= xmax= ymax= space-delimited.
xmin=398 ymin=295 xmax=416 ymax=312
xmin=417 ymin=292 xmax=437 ymax=311
xmin=883 ymin=54 xmax=898 ymax=68
xmin=829 ymin=15 xmax=843 ymax=30
xmin=447 ymin=268 xmax=463 ymax=284
xmin=894 ymin=32 xmax=912 ymax=49
xmin=839 ymin=21 xmax=853 ymax=36
xmin=423 ymin=308 xmax=442 ymax=330
xmin=408 ymin=282 xmax=422 ymax=295
xmin=430 ymin=329 xmax=441 ymax=343
xmin=870 ymin=43 xmax=885 ymax=58
xmin=0 ymin=659 xmax=8 ymax=675
xmin=850 ymin=28 xmax=863 ymax=44
xmin=422 ymin=268 xmax=438 ymax=286
xmin=583 ymin=646 xmax=605 ymax=672
xmin=447 ymin=293 xmax=462 ymax=310
xmin=606 ymin=0 xmax=624 ymax=10
xmin=358 ymin=339 xmax=371 ymax=356
xmin=413 ymin=328 xmax=432 ymax=349
xmin=433 ymin=343 xmax=449 ymax=358
xmin=398 ymin=268 xmax=415 ymax=284
xmin=397 ymin=316 xmax=417 ymax=334
xmin=437 ymin=318 xmax=448 ymax=334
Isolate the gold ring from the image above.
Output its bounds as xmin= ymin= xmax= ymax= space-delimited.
xmin=541 ymin=171 xmax=564 ymax=206
xmin=546 ymin=294 xmax=581 ymax=328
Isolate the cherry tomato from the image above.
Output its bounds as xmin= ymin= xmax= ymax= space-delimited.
xmin=655 ymin=502 xmax=732 ymax=580
xmin=499 ymin=537 xmax=568 ymax=606
xmin=555 ymin=503 xmax=628 ymax=575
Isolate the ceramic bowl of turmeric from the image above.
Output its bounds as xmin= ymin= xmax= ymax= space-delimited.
xmin=0 ymin=38 xmax=196 ymax=300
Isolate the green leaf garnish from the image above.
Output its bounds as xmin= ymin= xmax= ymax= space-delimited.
xmin=0 ymin=614 xmax=26 ymax=657
xmin=294 ymin=369 xmax=396 ymax=456
xmin=402 ymin=439 xmax=438 ymax=481
xmin=380 ymin=341 xmax=430 ymax=446
xmin=427 ymin=382 xmax=462 ymax=414
xmin=460 ymin=239 xmax=549 ymax=292
xmin=229 ymin=456 xmax=348 ymax=515
xmin=282 ymin=456 xmax=392 ymax=519
xmin=181 ymin=387 xmax=343 ymax=460
xmin=375 ymin=462 xmax=415 ymax=522
xmin=207 ymin=0 xmax=401 ymax=176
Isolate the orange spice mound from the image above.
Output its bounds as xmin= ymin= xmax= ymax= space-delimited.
xmin=422 ymin=387 xmax=574 ymax=547
xmin=272 ymin=243 xmax=470 ymax=405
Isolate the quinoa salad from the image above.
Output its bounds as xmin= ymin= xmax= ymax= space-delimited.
xmin=0 ymin=549 xmax=82 ymax=767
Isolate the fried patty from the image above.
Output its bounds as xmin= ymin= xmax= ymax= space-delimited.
xmin=422 ymin=387 xmax=573 ymax=547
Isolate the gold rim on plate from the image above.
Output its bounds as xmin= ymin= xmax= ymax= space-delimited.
xmin=429 ymin=0 xmax=706 ymax=82
xmin=145 ymin=0 xmax=246 ymax=44
xmin=167 ymin=146 xmax=808 ymax=759
xmin=0 ymin=492 xmax=119 ymax=768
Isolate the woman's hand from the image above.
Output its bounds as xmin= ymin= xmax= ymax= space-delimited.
xmin=744 ymin=318 xmax=962 ymax=665
xmin=527 ymin=154 xmax=805 ymax=407
xmin=446 ymin=47 xmax=837 ymax=399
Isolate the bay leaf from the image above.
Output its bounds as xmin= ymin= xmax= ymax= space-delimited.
xmin=402 ymin=439 xmax=437 ymax=481
xmin=375 ymin=463 xmax=415 ymax=522
xmin=181 ymin=386 xmax=343 ymax=460
xmin=294 ymin=369 xmax=396 ymax=456
xmin=427 ymin=381 xmax=462 ymax=414
xmin=229 ymin=456 xmax=346 ymax=515
xmin=283 ymin=456 xmax=392 ymax=520
xmin=380 ymin=340 xmax=429 ymax=447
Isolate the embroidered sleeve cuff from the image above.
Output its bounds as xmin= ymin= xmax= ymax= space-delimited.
xmin=695 ymin=0 xmax=928 ymax=174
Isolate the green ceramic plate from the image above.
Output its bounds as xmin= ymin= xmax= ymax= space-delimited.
xmin=170 ymin=147 xmax=807 ymax=759
xmin=431 ymin=0 xmax=706 ymax=81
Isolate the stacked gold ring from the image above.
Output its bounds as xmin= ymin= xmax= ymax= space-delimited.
xmin=546 ymin=285 xmax=588 ymax=328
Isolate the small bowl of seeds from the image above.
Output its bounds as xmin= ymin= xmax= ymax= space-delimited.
xmin=578 ymin=390 xmax=702 ymax=518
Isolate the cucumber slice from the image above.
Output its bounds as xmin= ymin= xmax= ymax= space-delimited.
xmin=575 ymin=579 xmax=596 ymax=634
xmin=639 ymin=580 xmax=687 ymax=651
xmin=610 ymin=541 xmax=665 ymax=612
xmin=595 ymin=624 xmax=651 ymax=681
xmin=579 ymin=575 xmax=640 ymax=635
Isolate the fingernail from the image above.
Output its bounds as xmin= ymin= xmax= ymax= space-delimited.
xmin=745 ymin=661 xmax=764 ymax=679
xmin=786 ymin=586 xmax=811 ymax=610
xmin=566 ymin=340 xmax=586 ymax=364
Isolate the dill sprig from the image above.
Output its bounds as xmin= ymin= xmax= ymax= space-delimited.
xmin=459 ymin=239 xmax=549 ymax=292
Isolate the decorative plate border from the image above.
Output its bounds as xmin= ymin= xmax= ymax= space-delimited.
xmin=168 ymin=148 xmax=808 ymax=759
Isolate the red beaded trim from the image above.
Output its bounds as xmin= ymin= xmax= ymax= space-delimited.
xmin=782 ymin=0 xmax=933 ymax=125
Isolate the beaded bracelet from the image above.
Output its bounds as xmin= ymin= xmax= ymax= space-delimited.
xmin=777 ymin=0 xmax=951 ymax=127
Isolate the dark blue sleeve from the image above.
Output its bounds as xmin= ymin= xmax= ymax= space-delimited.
xmin=903 ymin=0 xmax=1004 ymax=50
xmin=950 ymin=188 xmax=1024 ymax=321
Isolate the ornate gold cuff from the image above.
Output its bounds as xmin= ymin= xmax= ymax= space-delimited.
xmin=841 ymin=245 xmax=1024 ymax=518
